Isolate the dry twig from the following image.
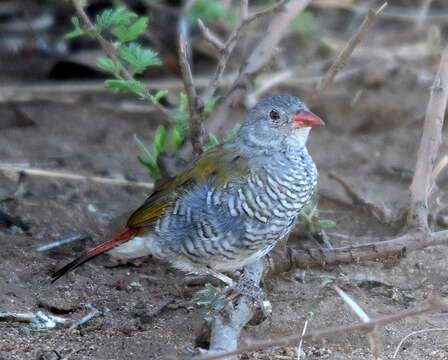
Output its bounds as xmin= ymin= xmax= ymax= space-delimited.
xmin=408 ymin=44 xmax=448 ymax=231
xmin=193 ymin=297 xmax=447 ymax=360
xmin=179 ymin=34 xmax=205 ymax=155
xmin=207 ymin=0 xmax=312 ymax=132
xmin=201 ymin=260 xmax=265 ymax=360
xmin=200 ymin=0 xmax=288 ymax=103
xmin=311 ymin=1 xmax=447 ymax=23
xmin=265 ymin=229 xmax=448 ymax=274
xmin=0 ymin=164 xmax=154 ymax=190
xmin=309 ymin=2 xmax=387 ymax=106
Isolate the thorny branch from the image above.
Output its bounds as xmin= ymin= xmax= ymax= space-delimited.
xmin=71 ymin=0 xmax=171 ymax=117
xmin=408 ymin=44 xmax=448 ymax=230
xmin=309 ymin=2 xmax=388 ymax=107
xmin=193 ymin=297 xmax=448 ymax=360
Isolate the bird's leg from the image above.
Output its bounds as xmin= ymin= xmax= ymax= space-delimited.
xmin=201 ymin=264 xmax=271 ymax=317
xmin=200 ymin=268 xmax=237 ymax=288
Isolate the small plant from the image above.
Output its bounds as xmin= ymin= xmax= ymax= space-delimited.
xmin=299 ymin=202 xmax=336 ymax=233
xmin=65 ymin=4 xmax=228 ymax=179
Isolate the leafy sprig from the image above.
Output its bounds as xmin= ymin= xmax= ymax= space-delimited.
xmin=65 ymin=4 xmax=238 ymax=180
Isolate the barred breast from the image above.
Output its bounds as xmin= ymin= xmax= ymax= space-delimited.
xmin=152 ymin=149 xmax=317 ymax=272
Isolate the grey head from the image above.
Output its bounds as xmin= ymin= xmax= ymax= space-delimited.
xmin=234 ymin=94 xmax=324 ymax=152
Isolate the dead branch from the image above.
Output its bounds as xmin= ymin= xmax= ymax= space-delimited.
xmin=70 ymin=0 xmax=171 ymax=117
xmin=207 ymin=0 xmax=312 ymax=132
xmin=197 ymin=19 xmax=224 ymax=52
xmin=408 ymin=44 xmax=448 ymax=231
xmin=311 ymin=1 xmax=448 ymax=23
xmin=308 ymin=2 xmax=387 ymax=107
xmin=200 ymin=0 xmax=288 ymax=103
xmin=265 ymin=229 xmax=448 ymax=275
xmin=201 ymin=260 xmax=265 ymax=360
xmin=193 ymin=296 xmax=447 ymax=360
xmin=0 ymin=164 xmax=154 ymax=190
xmin=179 ymin=34 xmax=205 ymax=155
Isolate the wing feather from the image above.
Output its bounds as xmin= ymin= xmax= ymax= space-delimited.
xmin=127 ymin=145 xmax=248 ymax=228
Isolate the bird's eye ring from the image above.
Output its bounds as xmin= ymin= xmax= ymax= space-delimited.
xmin=269 ymin=109 xmax=280 ymax=121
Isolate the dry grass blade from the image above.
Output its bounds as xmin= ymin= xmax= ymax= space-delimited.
xmin=393 ymin=327 xmax=448 ymax=358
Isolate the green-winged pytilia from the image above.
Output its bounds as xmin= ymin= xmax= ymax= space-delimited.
xmin=52 ymin=95 xmax=324 ymax=298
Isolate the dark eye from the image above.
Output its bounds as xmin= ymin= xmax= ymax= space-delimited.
xmin=269 ymin=109 xmax=280 ymax=121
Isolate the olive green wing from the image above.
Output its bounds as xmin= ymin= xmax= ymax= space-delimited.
xmin=126 ymin=145 xmax=249 ymax=228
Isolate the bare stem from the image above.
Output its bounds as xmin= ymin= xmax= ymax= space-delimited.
xmin=178 ymin=34 xmax=204 ymax=155
xmin=309 ymin=2 xmax=388 ymax=107
xmin=408 ymin=44 xmax=448 ymax=230
xmin=200 ymin=0 xmax=288 ymax=103
xmin=71 ymin=0 xmax=171 ymax=117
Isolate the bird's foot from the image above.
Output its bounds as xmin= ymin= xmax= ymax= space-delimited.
xmin=233 ymin=270 xmax=272 ymax=318
xmin=198 ymin=268 xmax=271 ymax=318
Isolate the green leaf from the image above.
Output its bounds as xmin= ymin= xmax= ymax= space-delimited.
xmin=179 ymin=92 xmax=188 ymax=112
xmin=112 ymin=16 xmax=149 ymax=42
xmin=170 ymin=110 xmax=189 ymax=125
xmin=317 ymin=219 xmax=337 ymax=228
xmin=96 ymin=57 xmax=119 ymax=74
xmin=202 ymin=133 xmax=219 ymax=151
xmin=138 ymin=156 xmax=160 ymax=179
xmin=118 ymin=42 xmax=161 ymax=74
xmin=223 ymin=123 xmax=241 ymax=142
xmin=105 ymin=79 xmax=145 ymax=95
xmin=95 ymin=8 xmax=138 ymax=29
xmin=64 ymin=16 xmax=84 ymax=39
xmin=134 ymin=135 xmax=160 ymax=179
xmin=153 ymin=90 xmax=168 ymax=102
xmin=204 ymin=96 xmax=220 ymax=113
xmin=171 ymin=124 xmax=187 ymax=153
xmin=153 ymin=125 xmax=167 ymax=157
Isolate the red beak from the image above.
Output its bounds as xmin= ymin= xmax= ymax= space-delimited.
xmin=293 ymin=111 xmax=325 ymax=128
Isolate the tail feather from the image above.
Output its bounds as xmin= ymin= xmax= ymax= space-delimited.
xmin=51 ymin=227 xmax=142 ymax=283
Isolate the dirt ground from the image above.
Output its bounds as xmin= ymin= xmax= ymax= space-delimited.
xmin=1 ymin=1 xmax=448 ymax=359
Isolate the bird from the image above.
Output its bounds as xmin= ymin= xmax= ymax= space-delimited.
xmin=52 ymin=94 xmax=324 ymax=296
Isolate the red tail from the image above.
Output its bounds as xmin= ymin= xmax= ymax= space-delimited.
xmin=51 ymin=227 xmax=142 ymax=282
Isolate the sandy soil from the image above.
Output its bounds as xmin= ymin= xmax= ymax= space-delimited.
xmin=1 ymin=1 xmax=448 ymax=359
